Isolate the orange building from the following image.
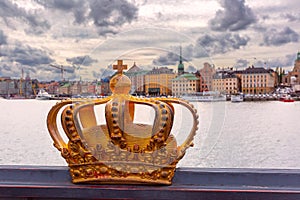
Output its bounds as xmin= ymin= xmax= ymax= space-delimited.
xmin=212 ymin=71 xmax=241 ymax=94
xmin=197 ymin=62 xmax=216 ymax=92
xmin=237 ymin=67 xmax=276 ymax=94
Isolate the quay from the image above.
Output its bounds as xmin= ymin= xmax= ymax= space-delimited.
xmin=226 ymin=95 xmax=300 ymax=101
xmin=0 ymin=165 xmax=300 ymax=200
xmin=243 ymin=96 xmax=300 ymax=101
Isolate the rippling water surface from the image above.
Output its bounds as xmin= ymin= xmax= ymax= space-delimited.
xmin=0 ymin=99 xmax=299 ymax=168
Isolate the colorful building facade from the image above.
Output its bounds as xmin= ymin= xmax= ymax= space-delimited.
xmin=145 ymin=67 xmax=176 ymax=96
xmin=197 ymin=62 xmax=216 ymax=92
xmin=125 ymin=62 xmax=148 ymax=95
xmin=236 ymin=67 xmax=277 ymax=94
xmin=172 ymin=73 xmax=199 ymax=96
xmin=212 ymin=71 xmax=241 ymax=94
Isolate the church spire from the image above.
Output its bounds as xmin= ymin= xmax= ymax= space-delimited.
xmin=178 ymin=45 xmax=184 ymax=75
xmin=179 ymin=46 xmax=183 ymax=64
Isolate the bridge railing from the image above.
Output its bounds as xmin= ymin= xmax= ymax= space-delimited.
xmin=0 ymin=165 xmax=300 ymax=200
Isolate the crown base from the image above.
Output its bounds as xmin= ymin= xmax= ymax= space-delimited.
xmin=69 ymin=162 xmax=177 ymax=185
xmin=72 ymin=176 xmax=172 ymax=185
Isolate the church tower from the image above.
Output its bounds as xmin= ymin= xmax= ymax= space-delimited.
xmin=177 ymin=46 xmax=184 ymax=75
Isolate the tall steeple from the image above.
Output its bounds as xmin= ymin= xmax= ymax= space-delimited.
xmin=178 ymin=46 xmax=184 ymax=75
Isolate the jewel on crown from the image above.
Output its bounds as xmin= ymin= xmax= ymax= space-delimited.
xmin=47 ymin=60 xmax=198 ymax=185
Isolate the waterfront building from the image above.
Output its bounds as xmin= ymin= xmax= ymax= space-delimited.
xmin=236 ymin=66 xmax=276 ymax=94
xmin=69 ymin=81 xmax=81 ymax=95
xmin=283 ymin=52 xmax=300 ymax=92
xmin=87 ymin=82 xmax=96 ymax=94
xmin=125 ymin=62 xmax=148 ymax=95
xmin=145 ymin=67 xmax=176 ymax=96
xmin=100 ymin=77 xmax=110 ymax=96
xmin=81 ymin=81 xmax=93 ymax=95
xmin=212 ymin=70 xmax=241 ymax=94
xmin=23 ymin=72 xmax=34 ymax=98
xmin=44 ymin=81 xmax=59 ymax=95
xmin=95 ymin=81 xmax=102 ymax=95
xmin=0 ymin=77 xmax=15 ymax=98
xmin=0 ymin=75 xmax=37 ymax=98
xmin=197 ymin=62 xmax=216 ymax=92
xmin=171 ymin=73 xmax=200 ymax=96
xmin=59 ymin=82 xmax=71 ymax=95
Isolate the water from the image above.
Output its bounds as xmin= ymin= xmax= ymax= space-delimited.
xmin=0 ymin=99 xmax=299 ymax=169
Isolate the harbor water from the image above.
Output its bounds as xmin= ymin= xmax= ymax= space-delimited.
xmin=0 ymin=99 xmax=300 ymax=169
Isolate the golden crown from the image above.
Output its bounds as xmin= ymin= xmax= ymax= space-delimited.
xmin=47 ymin=60 xmax=198 ymax=185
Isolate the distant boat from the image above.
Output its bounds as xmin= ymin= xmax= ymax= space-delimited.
xmin=35 ymin=89 xmax=53 ymax=100
xmin=182 ymin=91 xmax=226 ymax=102
xmin=279 ymin=94 xmax=294 ymax=103
xmin=231 ymin=94 xmax=244 ymax=103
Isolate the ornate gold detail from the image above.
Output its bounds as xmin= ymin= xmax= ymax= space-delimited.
xmin=47 ymin=60 xmax=198 ymax=185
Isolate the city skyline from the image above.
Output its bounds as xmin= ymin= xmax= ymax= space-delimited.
xmin=0 ymin=0 xmax=299 ymax=81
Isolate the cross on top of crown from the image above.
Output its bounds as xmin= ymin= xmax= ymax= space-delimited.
xmin=113 ymin=60 xmax=127 ymax=74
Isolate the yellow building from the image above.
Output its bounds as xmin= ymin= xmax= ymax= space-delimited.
xmin=172 ymin=73 xmax=199 ymax=96
xmin=145 ymin=67 xmax=176 ymax=96
xmin=212 ymin=72 xmax=240 ymax=94
xmin=237 ymin=67 xmax=276 ymax=94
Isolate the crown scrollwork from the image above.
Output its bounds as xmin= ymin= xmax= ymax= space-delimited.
xmin=47 ymin=60 xmax=199 ymax=185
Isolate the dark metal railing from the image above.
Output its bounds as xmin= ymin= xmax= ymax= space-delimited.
xmin=0 ymin=165 xmax=300 ymax=200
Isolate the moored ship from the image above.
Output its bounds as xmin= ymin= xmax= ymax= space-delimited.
xmin=35 ymin=89 xmax=53 ymax=100
xmin=182 ymin=91 xmax=226 ymax=102
xmin=231 ymin=93 xmax=244 ymax=102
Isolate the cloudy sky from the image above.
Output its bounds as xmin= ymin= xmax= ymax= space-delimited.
xmin=0 ymin=0 xmax=299 ymax=81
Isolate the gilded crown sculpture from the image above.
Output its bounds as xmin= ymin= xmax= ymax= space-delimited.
xmin=47 ymin=60 xmax=199 ymax=185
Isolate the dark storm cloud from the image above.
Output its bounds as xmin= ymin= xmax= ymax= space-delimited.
xmin=35 ymin=0 xmax=88 ymax=24
xmin=152 ymin=45 xmax=193 ymax=66
xmin=92 ymin=70 xmax=100 ymax=79
xmin=152 ymin=52 xmax=178 ymax=65
xmin=232 ymin=54 xmax=296 ymax=70
xmin=89 ymin=0 xmax=137 ymax=26
xmin=36 ymin=0 xmax=138 ymax=36
xmin=234 ymin=59 xmax=249 ymax=68
xmin=153 ymin=33 xmax=250 ymax=65
xmin=186 ymin=65 xmax=197 ymax=72
xmin=195 ymin=33 xmax=250 ymax=57
xmin=281 ymin=13 xmax=300 ymax=22
xmin=262 ymin=27 xmax=299 ymax=46
xmin=2 ymin=63 xmax=11 ymax=71
xmin=0 ymin=63 xmax=14 ymax=77
xmin=1 ymin=42 xmax=54 ymax=66
xmin=66 ymin=55 xmax=98 ymax=66
xmin=261 ymin=54 xmax=295 ymax=68
xmin=0 ymin=0 xmax=51 ymax=34
xmin=0 ymin=30 xmax=7 ymax=45
xmin=209 ymin=0 xmax=256 ymax=31
xmin=36 ymin=0 xmax=82 ymax=10
xmin=99 ymin=67 xmax=114 ymax=79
